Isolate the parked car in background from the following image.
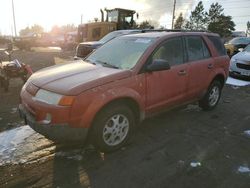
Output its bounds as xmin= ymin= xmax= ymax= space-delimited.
xmin=225 ymin=37 xmax=250 ymax=57
xmin=19 ymin=31 xmax=229 ymax=152
xmin=230 ymin=44 xmax=250 ymax=79
xmin=74 ymin=30 xmax=142 ymax=59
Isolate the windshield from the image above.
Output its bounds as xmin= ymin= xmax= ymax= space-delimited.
xmin=86 ymin=37 xmax=155 ymax=70
xmin=228 ymin=37 xmax=250 ymax=45
xmin=243 ymin=44 xmax=250 ymax=52
xmin=107 ymin=10 xmax=118 ymax=22
xmin=99 ymin=32 xmax=123 ymax=43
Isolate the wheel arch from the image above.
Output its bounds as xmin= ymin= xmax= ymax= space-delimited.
xmin=93 ymin=97 xmax=142 ymax=126
xmin=212 ymin=74 xmax=225 ymax=87
xmin=80 ymin=87 xmax=145 ymax=129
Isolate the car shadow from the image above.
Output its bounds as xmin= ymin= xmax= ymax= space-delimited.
xmin=52 ymin=144 xmax=104 ymax=188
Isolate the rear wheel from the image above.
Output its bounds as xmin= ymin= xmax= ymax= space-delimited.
xmin=91 ymin=104 xmax=135 ymax=152
xmin=199 ymin=80 xmax=222 ymax=111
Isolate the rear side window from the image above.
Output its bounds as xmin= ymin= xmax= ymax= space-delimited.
xmin=208 ymin=36 xmax=227 ymax=56
xmin=185 ymin=36 xmax=211 ymax=61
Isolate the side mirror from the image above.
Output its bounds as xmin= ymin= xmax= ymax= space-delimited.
xmin=146 ymin=59 xmax=170 ymax=72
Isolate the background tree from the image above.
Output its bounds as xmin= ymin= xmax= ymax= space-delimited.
xmin=19 ymin=24 xmax=44 ymax=36
xmin=60 ymin=24 xmax=77 ymax=33
xmin=206 ymin=2 xmax=223 ymax=22
xmin=50 ymin=24 xmax=77 ymax=35
xmin=206 ymin=3 xmax=235 ymax=37
xmin=208 ymin=15 xmax=235 ymax=37
xmin=184 ymin=1 xmax=207 ymax=30
xmin=174 ymin=13 xmax=185 ymax=29
xmin=184 ymin=1 xmax=235 ymax=37
xmin=30 ymin=24 xmax=44 ymax=34
xmin=137 ymin=20 xmax=155 ymax=29
xmin=247 ymin=21 xmax=250 ymax=36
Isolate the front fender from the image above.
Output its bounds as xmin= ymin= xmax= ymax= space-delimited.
xmin=80 ymin=87 xmax=145 ymax=128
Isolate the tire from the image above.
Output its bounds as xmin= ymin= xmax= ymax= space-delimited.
xmin=90 ymin=104 xmax=135 ymax=152
xmin=199 ymin=80 xmax=222 ymax=111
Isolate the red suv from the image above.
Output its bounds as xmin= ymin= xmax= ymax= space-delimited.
xmin=19 ymin=31 xmax=229 ymax=152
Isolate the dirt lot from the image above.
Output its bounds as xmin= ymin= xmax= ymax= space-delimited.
xmin=1 ymin=50 xmax=250 ymax=188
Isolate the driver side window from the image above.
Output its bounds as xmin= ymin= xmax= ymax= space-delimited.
xmin=152 ymin=37 xmax=184 ymax=67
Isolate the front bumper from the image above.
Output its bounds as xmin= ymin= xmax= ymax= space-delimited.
xmin=19 ymin=104 xmax=89 ymax=143
xmin=229 ymin=71 xmax=250 ymax=80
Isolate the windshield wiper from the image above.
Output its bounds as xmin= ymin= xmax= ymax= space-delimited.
xmin=84 ymin=59 xmax=96 ymax=65
xmin=95 ymin=60 xmax=119 ymax=69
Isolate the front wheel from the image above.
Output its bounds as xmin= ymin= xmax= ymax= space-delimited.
xmin=90 ymin=104 xmax=135 ymax=152
xmin=199 ymin=80 xmax=222 ymax=111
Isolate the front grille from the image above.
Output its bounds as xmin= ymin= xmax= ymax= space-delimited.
xmin=236 ymin=63 xmax=250 ymax=70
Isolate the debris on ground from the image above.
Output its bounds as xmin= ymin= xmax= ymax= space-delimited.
xmin=182 ymin=104 xmax=201 ymax=112
xmin=56 ymin=150 xmax=84 ymax=161
xmin=223 ymin=98 xmax=231 ymax=103
xmin=10 ymin=107 xmax=18 ymax=114
xmin=190 ymin=161 xmax=201 ymax=168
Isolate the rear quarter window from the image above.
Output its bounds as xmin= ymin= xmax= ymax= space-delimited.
xmin=208 ymin=36 xmax=227 ymax=56
xmin=185 ymin=36 xmax=211 ymax=61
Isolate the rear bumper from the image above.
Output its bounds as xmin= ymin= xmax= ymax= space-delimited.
xmin=19 ymin=104 xmax=89 ymax=143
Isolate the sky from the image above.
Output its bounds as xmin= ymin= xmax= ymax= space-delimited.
xmin=1 ymin=0 xmax=250 ymax=36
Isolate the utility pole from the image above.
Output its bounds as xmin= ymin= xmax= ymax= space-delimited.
xmin=171 ymin=0 xmax=176 ymax=29
xmin=81 ymin=14 xmax=83 ymax=24
xmin=12 ymin=0 xmax=17 ymax=36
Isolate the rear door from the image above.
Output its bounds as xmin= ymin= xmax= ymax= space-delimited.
xmin=145 ymin=37 xmax=189 ymax=114
xmin=184 ymin=36 xmax=214 ymax=99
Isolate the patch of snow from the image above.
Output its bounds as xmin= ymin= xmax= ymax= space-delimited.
xmin=238 ymin=166 xmax=250 ymax=173
xmin=226 ymin=77 xmax=250 ymax=87
xmin=0 ymin=126 xmax=54 ymax=166
xmin=243 ymin=130 xmax=250 ymax=137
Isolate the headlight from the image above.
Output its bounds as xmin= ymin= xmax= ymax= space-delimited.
xmin=33 ymin=89 xmax=75 ymax=106
xmin=230 ymin=58 xmax=237 ymax=64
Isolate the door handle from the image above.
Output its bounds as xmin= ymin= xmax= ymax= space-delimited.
xmin=208 ymin=64 xmax=214 ymax=69
xmin=178 ymin=70 xmax=187 ymax=76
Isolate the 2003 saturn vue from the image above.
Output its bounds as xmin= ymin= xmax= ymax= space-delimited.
xmin=19 ymin=31 xmax=229 ymax=152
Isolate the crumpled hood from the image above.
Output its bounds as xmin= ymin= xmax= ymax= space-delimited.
xmin=233 ymin=51 xmax=250 ymax=63
xmin=29 ymin=61 xmax=131 ymax=95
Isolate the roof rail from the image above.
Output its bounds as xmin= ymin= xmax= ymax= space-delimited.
xmin=141 ymin=29 xmax=210 ymax=33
